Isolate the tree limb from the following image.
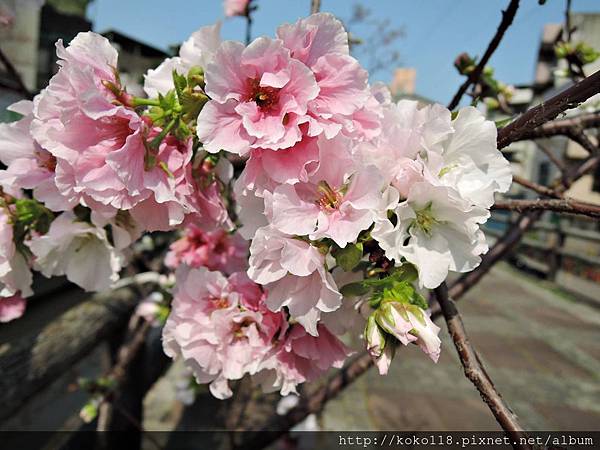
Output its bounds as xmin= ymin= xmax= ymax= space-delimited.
xmin=238 ymin=352 xmax=374 ymax=450
xmin=513 ymin=112 xmax=600 ymax=142
xmin=447 ymin=0 xmax=520 ymax=110
xmin=0 ymin=46 xmax=33 ymax=99
xmin=497 ymin=70 xmax=600 ymax=149
xmin=434 ymin=284 xmax=534 ymax=450
xmin=493 ymin=198 xmax=600 ymax=219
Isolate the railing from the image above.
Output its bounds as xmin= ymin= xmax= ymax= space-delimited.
xmin=484 ymin=211 xmax=600 ymax=295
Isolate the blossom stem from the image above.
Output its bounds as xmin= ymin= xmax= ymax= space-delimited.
xmin=131 ymin=97 xmax=161 ymax=107
xmin=149 ymin=117 xmax=178 ymax=149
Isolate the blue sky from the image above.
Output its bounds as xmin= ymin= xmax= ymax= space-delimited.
xmin=88 ymin=0 xmax=600 ymax=105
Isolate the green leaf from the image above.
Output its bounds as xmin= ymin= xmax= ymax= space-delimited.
xmin=80 ymin=399 xmax=99 ymax=423
xmin=1 ymin=109 xmax=23 ymax=124
xmin=173 ymin=70 xmax=187 ymax=96
xmin=332 ymin=242 xmax=363 ymax=272
xmin=340 ymin=281 xmax=369 ymax=297
xmin=390 ymin=263 xmax=418 ymax=283
xmin=495 ymin=117 xmax=513 ymax=128
xmin=410 ymin=291 xmax=429 ymax=310
xmin=14 ymin=198 xmax=53 ymax=234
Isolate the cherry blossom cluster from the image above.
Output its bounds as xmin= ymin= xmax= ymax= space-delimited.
xmin=0 ymin=12 xmax=511 ymax=398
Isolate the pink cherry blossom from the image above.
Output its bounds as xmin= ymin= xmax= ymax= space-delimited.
xmin=267 ymin=134 xmax=384 ymax=247
xmin=224 ymin=0 xmax=250 ymax=17
xmin=0 ymin=100 xmax=75 ymax=211
xmin=247 ymin=226 xmax=342 ymax=335
xmin=277 ymin=13 xmax=379 ymax=141
xmin=162 ymin=266 xmax=285 ymax=399
xmin=181 ymin=157 xmax=234 ymax=232
xmin=241 ymin=134 xmax=320 ymax=189
xmin=198 ymin=37 xmax=319 ymax=154
xmin=31 ymin=32 xmax=149 ymax=213
xmin=145 ymin=23 xmax=221 ymax=97
xmin=165 ymin=225 xmax=248 ymax=274
xmin=27 ymin=212 xmax=124 ymax=292
xmin=259 ymin=324 xmax=352 ymax=395
xmin=198 ymin=13 xmax=379 ymax=155
xmin=355 ymin=100 xmax=453 ymax=197
xmin=0 ymin=204 xmax=33 ymax=298
xmin=113 ymin=131 xmax=196 ymax=232
xmin=0 ymin=294 xmax=26 ymax=323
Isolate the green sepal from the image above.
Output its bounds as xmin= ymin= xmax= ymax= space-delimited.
xmin=332 ymin=242 xmax=363 ymax=272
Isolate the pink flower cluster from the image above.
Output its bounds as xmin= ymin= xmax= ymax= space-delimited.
xmin=197 ymin=13 xmax=380 ymax=155
xmin=0 ymin=32 xmax=232 ymax=319
xmin=162 ymin=266 xmax=350 ymax=398
xmin=0 ymin=10 xmax=513 ymax=397
xmin=165 ymin=225 xmax=248 ymax=274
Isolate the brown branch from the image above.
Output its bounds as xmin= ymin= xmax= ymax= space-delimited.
xmin=566 ymin=129 xmax=598 ymax=155
xmin=0 ymin=46 xmax=33 ymax=99
xmin=564 ymin=0 xmax=573 ymax=41
xmin=512 ymin=175 xmax=562 ymax=198
xmin=569 ymin=154 xmax=600 ymax=180
xmin=310 ymin=0 xmax=321 ymax=14
xmin=535 ymin=141 xmax=567 ymax=172
xmin=245 ymin=8 xmax=253 ymax=45
xmin=96 ymin=318 xmax=151 ymax=432
xmin=514 ymin=112 xmax=600 ymax=142
xmin=447 ymin=0 xmax=520 ymax=110
xmin=497 ymin=69 xmax=600 ymax=149
xmin=238 ymin=352 xmax=374 ymax=450
xmin=449 ymin=210 xmax=543 ymax=300
xmin=493 ymin=198 xmax=600 ymax=218
xmin=434 ymin=284 xmax=534 ymax=450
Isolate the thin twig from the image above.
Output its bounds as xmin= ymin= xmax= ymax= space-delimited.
xmin=449 ymin=210 xmax=543 ymax=300
xmin=0 ymin=46 xmax=33 ymax=99
xmin=535 ymin=141 xmax=567 ymax=173
xmin=569 ymin=154 xmax=600 ymax=180
xmin=566 ymin=128 xmax=598 ymax=155
xmin=564 ymin=0 xmax=573 ymax=41
xmin=310 ymin=0 xmax=321 ymax=14
xmin=447 ymin=0 xmax=520 ymax=110
xmin=512 ymin=175 xmax=562 ymax=198
xmin=245 ymin=12 xmax=252 ymax=45
xmin=434 ymin=284 xmax=534 ymax=450
xmin=96 ymin=319 xmax=151 ymax=431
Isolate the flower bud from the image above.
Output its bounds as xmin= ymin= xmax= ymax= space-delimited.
xmin=365 ymin=314 xmax=386 ymax=358
xmin=405 ymin=305 xmax=442 ymax=363
xmin=374 ymin=343 xmax=395 ymax=375
xmin=374 ymin=301 xmax=417 ymax=346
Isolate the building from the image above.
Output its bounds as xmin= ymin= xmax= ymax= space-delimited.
xmin=501 ymin=13 xmax=600 ymax=210
xmin=101 ymin=29 xmax=169 ymax=96
xmin=0 ymin=0 xmax=169 ymax=119
xmin=487 ymin=13 xmax=600 ymax=300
